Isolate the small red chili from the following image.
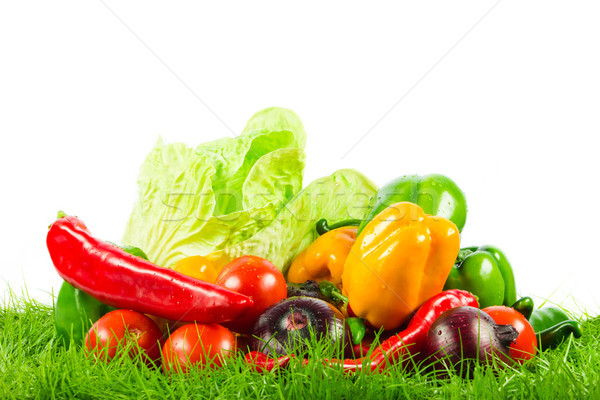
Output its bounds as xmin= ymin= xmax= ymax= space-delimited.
xmin=244 ymin=351 xmax=292 ymax=372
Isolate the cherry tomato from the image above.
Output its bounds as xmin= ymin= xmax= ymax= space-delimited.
xmin=483 ymin=305 xmax=537 ymax=363
xmin=161 ymin=323 xmax=236 ymax=373
xmin=85 ymin=309 xmax=163 ymax=364
xmin=215 ymin=255 xmax=287 ymax=333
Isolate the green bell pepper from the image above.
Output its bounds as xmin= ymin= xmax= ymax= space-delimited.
xmin=443 ymin=245 xmax=517 ymax=308
xmin=529 ymin=306 xmax=571 ymax=332
xmin=54 ymin=245 xmax=148 ymax=347
xmin=529 ymin=306 xmax=583 ymax=350
xmin=358 ymin=174 xmax=467 ymax=234
xmin=511 ymin=296 xmax=534 ymax=320
xmin=54 ymin=282 xmax=116 ymax=347
xmin=536 ymin=320 xmax=583 ymax=350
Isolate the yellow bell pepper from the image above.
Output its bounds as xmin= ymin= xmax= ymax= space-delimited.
xmin=172 ymin=255 xmax=221 ymax=283
xmin=286 ymin=227 xmax=357 ymax=287
xmin=341 ymin=202 xmax=460 ymax=330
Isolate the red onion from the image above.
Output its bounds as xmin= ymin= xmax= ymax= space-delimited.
xmin=248 ymin=296 xmax=351 ymax=356
xmin=423 ymin=306 xmax=518 ymax=377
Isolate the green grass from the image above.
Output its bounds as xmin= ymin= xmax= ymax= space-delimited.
xmin=1 ymin=293 xmax=598 ymax=400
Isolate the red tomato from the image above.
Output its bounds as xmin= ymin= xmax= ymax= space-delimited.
xmin=482 ymin=305 xmax=537 ymax=363
xmin=215 ymin=255 xmax=287 ymax=333
xmin=85 ymin=309 xmax=163 ymax=364
xmin=161 ymin=323 xmax=236 ymax=373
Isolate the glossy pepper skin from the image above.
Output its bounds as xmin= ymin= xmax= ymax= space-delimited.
xmin=47 ymin=215 xmax=253 ymax=323
xmin=537 ymin=320 xmax=583 ymax=350
xmin=529 ymin=306 xmax=583 ymax=350
xmin=243 ymin=290 xmax=478 ymax=373
xmin=173 ymin=255 xmax=220 ymax=283
xmin=529 ymin=307 xmax=583 ymax=351
xmin=287 ymin=227 xmax=357 ymax=287
xmin=54 ymin=245 xmax=148 ymax=347
xmin=529 ymin=306 xmax=571 ymax=332
xmin=511 ymin=297 xmax=534 ymax=320
xmin=443 ymin=245 xmax=517 ymax=309
xmin=342 ymin=202 xmax=461 ymax=330
xmin=358 ymin=174 xmax=467 ymax=234
xmin=54 ymin=282 xmax=115 ymax=347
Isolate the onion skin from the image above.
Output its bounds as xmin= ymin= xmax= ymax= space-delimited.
xmin=286 ymin=280 xmax=322 ymax=299
xmin=248 ymin=296 xmax=352 ymax=356
xmin=423 ymin=306 xmax=518 ymax=377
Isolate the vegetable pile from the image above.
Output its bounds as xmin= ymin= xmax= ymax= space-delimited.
xmin=48 ymin=107 xmax=583 ymax=377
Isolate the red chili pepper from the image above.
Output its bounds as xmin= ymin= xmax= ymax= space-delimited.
xmin=326 ymin=289 xmax=479 ymax=372
xmin=244 ymin=351 xmax=292 ymax=372
xmin=47 ymin=215 xmax=253 ymax=323
xmin=351 ymin=339 xmax=374 ymax=358
xmin=244 ymin=290 xmax=478 ymax=373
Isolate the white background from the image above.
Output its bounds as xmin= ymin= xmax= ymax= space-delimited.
xmin=1 ymin=1 xmax=599 ymax=316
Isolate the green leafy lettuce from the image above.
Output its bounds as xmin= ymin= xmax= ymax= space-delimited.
xmin=204 ymin=168 xmax=377 ymax=273
xmin=122 ymin=107 xmax=306 ymax=268
xmin=122 ymin=107 xmax=378 ymax=274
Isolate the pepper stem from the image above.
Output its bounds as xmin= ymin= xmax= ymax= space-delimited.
xmin=330 ymin=290 xmax=349 ymax=303
xmin=511 ymin=297 xmax=534 ymax=320
xmin=316 ymin=218 xmax=362 ymax=236
xmin=455 ymin=248 xmax=474 ymax=264
xmin=346 ymin=317 xmax=367 ymax=345
xmin=318 ymin=281 xmax=349 ymax=303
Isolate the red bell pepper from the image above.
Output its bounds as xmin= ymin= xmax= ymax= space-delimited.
xmin=47 ymin=215 xmax=253 ymax=323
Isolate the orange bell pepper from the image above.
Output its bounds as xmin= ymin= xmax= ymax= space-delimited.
xmin=341 ymin=202 xmax=460 ymax=330
xmin=286 ymin=227 xmax=357 ymax=287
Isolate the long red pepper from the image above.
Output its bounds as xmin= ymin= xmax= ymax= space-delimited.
xmin=329 ymin=289 xmax=478 ymax=372
xmin=244 ymin=289 xmax=478 ymax=373
xmin=47 ymin=215 xmax=253 ymax=323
